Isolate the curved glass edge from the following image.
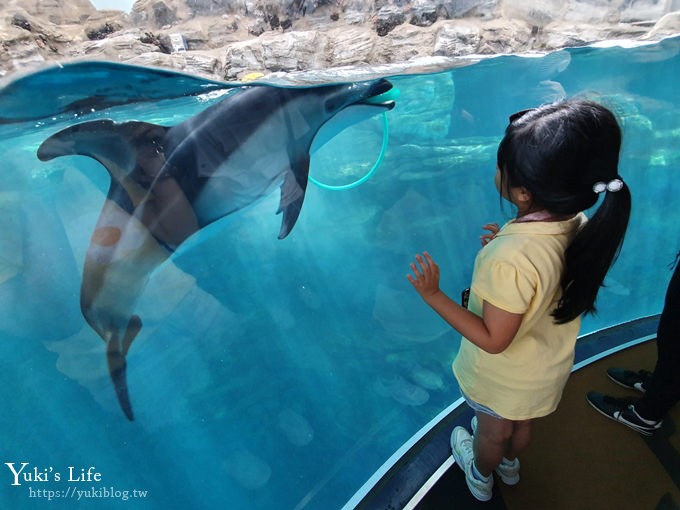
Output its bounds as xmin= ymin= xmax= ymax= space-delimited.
xmin=344 ymin=315 xmax=661 ymax=510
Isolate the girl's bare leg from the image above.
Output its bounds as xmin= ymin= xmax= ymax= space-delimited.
xmin=473 ymin=412 xmax=513 ymax=476
xmin=474 ymin=413 xmax=532 ymax=476
xmin=506 ymin=419 xmax=532 ymax=461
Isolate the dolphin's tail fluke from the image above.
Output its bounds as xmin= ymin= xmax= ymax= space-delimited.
xmin=106 ymin=314 xmax=142 ymax=421
xmin=37 ymin=119 xmax=170 ymax=211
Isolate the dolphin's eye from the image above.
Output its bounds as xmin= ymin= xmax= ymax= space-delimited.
xmin=139 ymin=140 xmax=163 ymax=155
xmin=151 ymin=140 xmax=164 ymax=155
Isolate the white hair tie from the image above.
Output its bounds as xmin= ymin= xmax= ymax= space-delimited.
xmin=593 ymin=178 xmax=624 ymax=194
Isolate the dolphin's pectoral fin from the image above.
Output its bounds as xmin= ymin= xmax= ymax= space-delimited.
xmin=106 ymin=314 xmax=142 ymax=421
xmin=277 ymin=155 xmax=310 ymax=239
xmin=277 ymin=192 xmax=304 ymax=240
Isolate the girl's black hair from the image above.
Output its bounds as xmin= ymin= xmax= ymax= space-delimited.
xmin=497 ymin=100 xmax=631 ymax=324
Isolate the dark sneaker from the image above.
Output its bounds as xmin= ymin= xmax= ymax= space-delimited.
xmin=586 ymin=392 xmax=662 ymax=436
xmin=606 ymin=368 xmax=652 ymax=393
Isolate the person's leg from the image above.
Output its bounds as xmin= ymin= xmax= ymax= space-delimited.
xmin=473 ymin=411 xmax=514 ymax=476
xmin=505 ymin=419 xmax=532 ymax=461
xmin=635 ymin=260 xmax=680 ymax=421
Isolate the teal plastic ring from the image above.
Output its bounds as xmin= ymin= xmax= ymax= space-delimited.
xmin=309 ymin=111 xmax=389 ymax=191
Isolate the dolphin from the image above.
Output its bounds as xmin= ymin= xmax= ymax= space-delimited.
xmin=37 ymin=79 xmax=396 ymax=420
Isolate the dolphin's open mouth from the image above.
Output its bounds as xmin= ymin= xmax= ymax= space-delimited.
xmin=362 ymin=79 xmax=398 ymax=109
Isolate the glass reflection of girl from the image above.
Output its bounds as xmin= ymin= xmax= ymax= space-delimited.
xmin=407 ymin=100 xmax=631 ymax=501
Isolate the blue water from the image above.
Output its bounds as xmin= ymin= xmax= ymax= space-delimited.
xmin=1 ymin=36 xmax=680 ymax=509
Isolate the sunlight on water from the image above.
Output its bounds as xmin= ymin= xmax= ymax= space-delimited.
xmin=1 ymin=36 xmax=680 ymax=509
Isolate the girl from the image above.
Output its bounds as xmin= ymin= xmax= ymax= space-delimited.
xmin=407 ymin=100 xmax=631 ymax=502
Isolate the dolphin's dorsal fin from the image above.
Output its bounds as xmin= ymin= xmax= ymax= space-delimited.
xmin=277 ymin=154 xmax=310 ymax=239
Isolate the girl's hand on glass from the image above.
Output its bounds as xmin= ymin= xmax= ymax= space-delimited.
xmin=407 ymin=252 xmax=440 ymax=299
xmin=480 ymin=223 xmax=499 ymax=246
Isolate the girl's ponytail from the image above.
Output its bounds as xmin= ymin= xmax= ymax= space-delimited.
xmin=552 ymin=179 xmax=631 ymax=324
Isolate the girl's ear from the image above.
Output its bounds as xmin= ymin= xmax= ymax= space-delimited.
xmin=513 ymin=186 xmax=533 ymax=205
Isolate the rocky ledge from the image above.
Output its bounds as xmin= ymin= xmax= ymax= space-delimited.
xmin=2 ymin=0 xmax=680 ymax=83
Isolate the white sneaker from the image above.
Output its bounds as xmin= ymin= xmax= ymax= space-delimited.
xmin=450 ymin=426 xmax=493 ymax=502
xmin=471 ymin=416 xmax=521 ymax=485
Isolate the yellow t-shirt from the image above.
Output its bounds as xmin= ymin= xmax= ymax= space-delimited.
xmin=452 ymin=212 xmax=587 ymax=420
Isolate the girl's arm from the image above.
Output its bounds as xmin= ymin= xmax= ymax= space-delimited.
xmin=407 ymin=252 xmax=523 ymax=354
